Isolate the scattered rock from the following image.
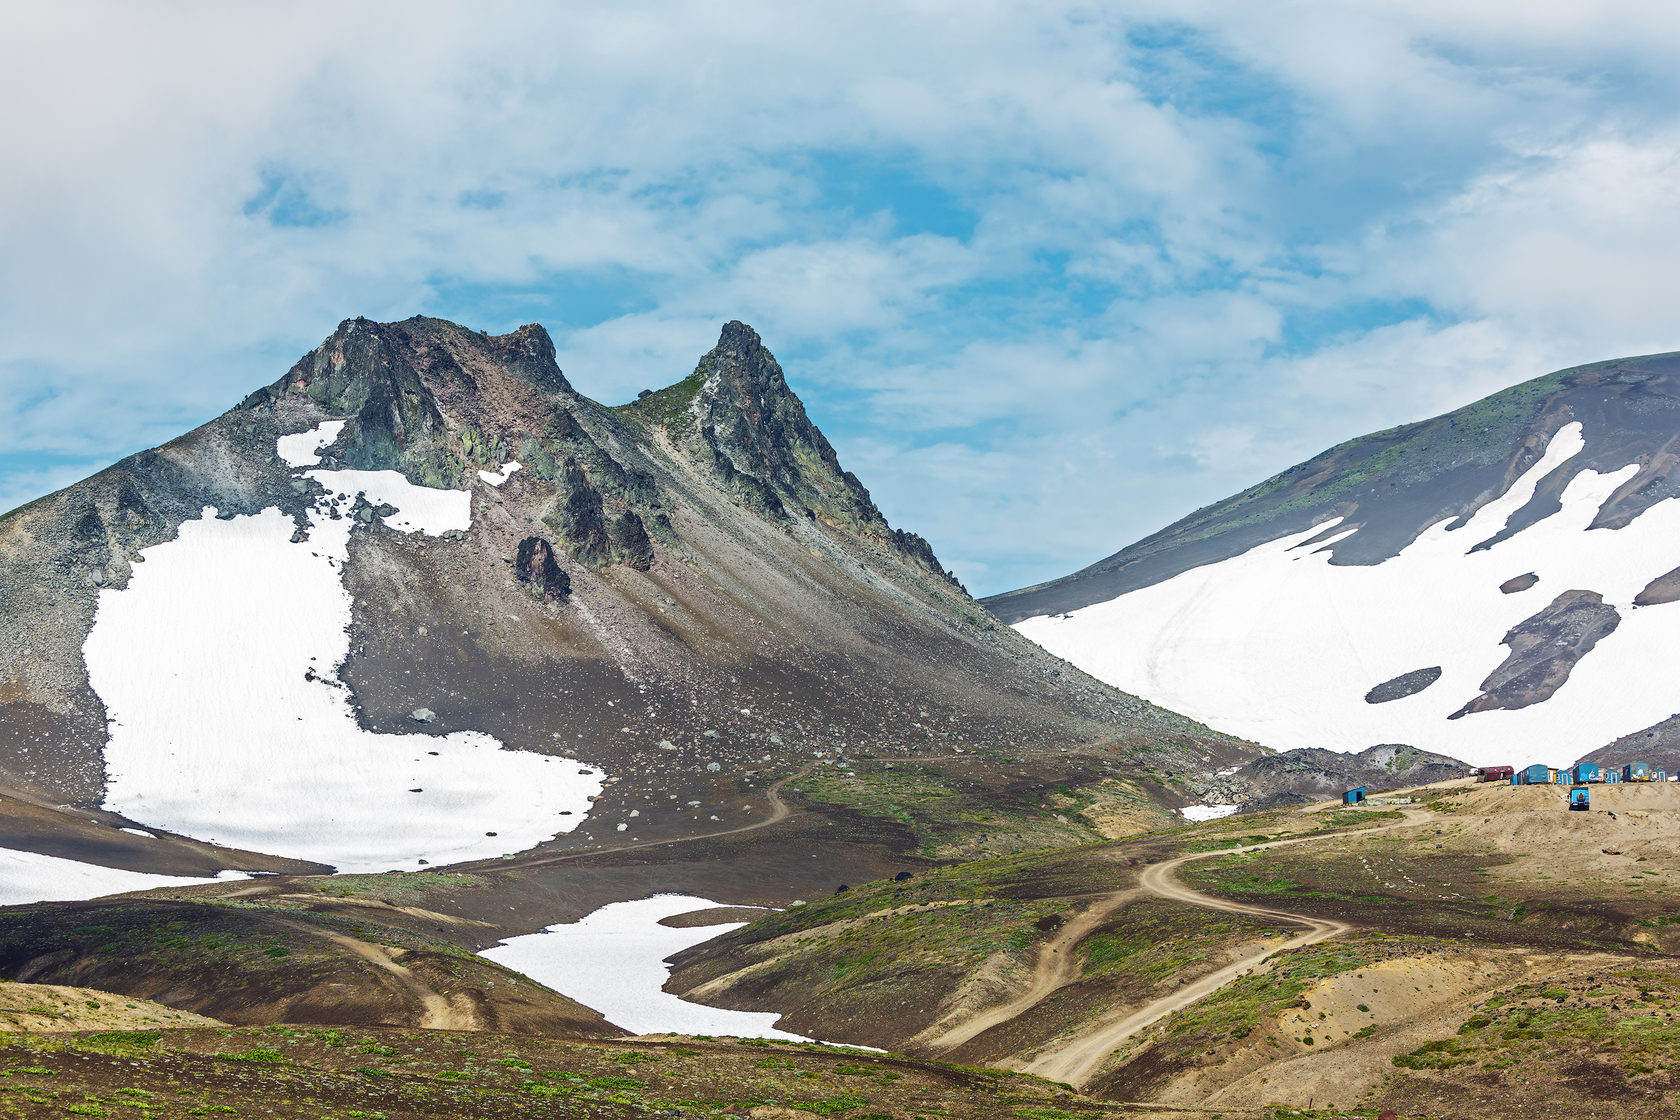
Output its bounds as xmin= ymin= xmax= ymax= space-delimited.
xmin=411 ymin=708 xmax=435 ymax=723
xmin=1365 ymin=666 xmax=1443 ymax=705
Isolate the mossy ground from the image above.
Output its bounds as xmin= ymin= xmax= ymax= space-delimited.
xmin=786 ymin=763 xmax=1144 ymax=860
xmin=0 ymin=1026 xmax=1091 ymax=1120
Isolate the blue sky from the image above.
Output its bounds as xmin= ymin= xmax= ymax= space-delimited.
xmin=8 ymin=3 xmax=1680 ymax=595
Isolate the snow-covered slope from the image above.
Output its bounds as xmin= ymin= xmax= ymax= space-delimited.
xmin=1001 ymin=352 xmax=1680 ymax=767
xmin=2 ymin=315 xmax=1226 ymax=891
xmin=83 ymin=423 xmax=602 ymax=872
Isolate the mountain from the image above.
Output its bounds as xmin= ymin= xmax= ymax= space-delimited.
xmin=0 ymin=315 xmax=1254 ymax=897
xmin=985 ymin=351 xmax=1680 ymax=769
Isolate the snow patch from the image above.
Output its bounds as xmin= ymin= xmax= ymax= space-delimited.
xmin=478 ymin=461 xmax=522 ymax=487
xmin=0 ymin=847 xmax=243 ymax=906
xmin=481 ymin=895 xmax=809 ymax=1039
xmin=81 ymin=432 xmax=604 ymax=873
xmin=118 ymin=828 xmax=155 ymax=838
xmin=304 ymin=469 xmax=471 ymax=535
xmin=1018 ymin=423 xmax=1680 ymax=766
xmin=1181 ymin=805 xmax=1240 ymax=822
xmin=276 ymin=421 xmax=345 ymax=468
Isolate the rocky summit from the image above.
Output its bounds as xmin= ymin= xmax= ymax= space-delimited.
xmin=0 ymin=314 xmax=1268 ymax=892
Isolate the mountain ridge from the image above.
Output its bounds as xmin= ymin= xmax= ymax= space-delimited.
xmin=993 ymin=349 xmax=1680 ymax=768
xmin=986 ymin=349 xmax=1680 ymax=624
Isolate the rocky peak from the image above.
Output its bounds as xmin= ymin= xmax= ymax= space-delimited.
xmin=691 ymin=323 xmax=878 ymax=522
xmin=243 ymin=317 xmax=578 ymax=489
xmin=651 ymin=321 xmax=959 ymax=587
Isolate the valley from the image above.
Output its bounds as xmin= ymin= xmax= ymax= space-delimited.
xmin=4 ymin=321 xmax=1678 ymax=1118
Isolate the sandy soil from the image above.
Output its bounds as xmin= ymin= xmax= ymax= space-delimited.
xmin=1016 ymin=809 xmax=1428 ymax=1087
xmin=0 ymin=979 xmax=221 ymax=1032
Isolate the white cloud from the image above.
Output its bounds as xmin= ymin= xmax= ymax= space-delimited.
xmin=6 ymin=2 xmax=1680 ymax=595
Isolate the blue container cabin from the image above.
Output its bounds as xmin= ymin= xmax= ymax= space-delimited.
xmin=1606 ymin=769 xmax=1623 ymax=784
xmin=1572 ymin=762 xmax=1601 ymax=784
xmin=1624 ymin=762 xmax=1652 ymax=782
xmin=1569 ymin=786 xmax=1591 ymax=811
xmin=1343 ymin=787 xmax=1366 ymax=805
xmin=1510 ymin=774 xmax=1520 ymax=786
xmin=1521 ymin=764 xmax=1550 ymax=785
xmin=1657 ymin=769 xmax=1669 ymax=782
xmin=1553 ymin=769 xmax=1570 ymax=785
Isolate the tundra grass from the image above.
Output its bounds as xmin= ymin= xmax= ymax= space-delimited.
xmin=788 ymin=764 xmax=1112 ymax=859
xmin=0 ymin=1026 xmax=1084 ymax=1120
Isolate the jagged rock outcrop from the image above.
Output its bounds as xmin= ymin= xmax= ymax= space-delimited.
xmin=1450 ymin=590 xmax=1621 ymax=718
xmin=630 ymin=321 xmax=958 ymax=586
xmin=514 ymin=537 xmax=572 ymax=601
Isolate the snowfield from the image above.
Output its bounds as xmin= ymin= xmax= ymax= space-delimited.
xmin=0 ymin=847 xmax=245 ymax=906
xmin=482 ymin=895 xmax=808 ymax=1039
xmin=477 ymin=461 xmax=522 ymax=486
xmin=1017 ymin=423 xmax=1680 ymax=767
xmin=276 ymin=420 xmax=345 ymax=468
xmin=1181 ymin=805 xmax=1240 ymax=822
xmin=82 ymin=422 xmax=603 ymax=872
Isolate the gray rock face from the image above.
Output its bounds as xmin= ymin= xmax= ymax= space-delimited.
xmin=1450 ymin=590 xmax=1621 ymax=718
xmin=513 ymin=537 xmax=571 ymax=601
xmin=1636 ymin=564 xmax=1680 ymax=607
xmin=1186 ymin=743 xmax=1466 ymax=810
xmin=1500 ymin=573 xmax=1539 ymax=594
xmin=1364 ymin=667 xmax=1443 ymax=705
xmin=683 ymin=322 xmax=956 ymax=585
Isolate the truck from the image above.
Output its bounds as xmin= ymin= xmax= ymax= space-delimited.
xmin=1569 ymin=786 xmax=1591 ymax=811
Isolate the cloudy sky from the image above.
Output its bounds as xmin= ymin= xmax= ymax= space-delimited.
xmin=7 ymin=2 xmax=1680 ymax=595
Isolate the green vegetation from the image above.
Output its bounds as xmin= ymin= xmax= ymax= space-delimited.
xmin=1393 ymin=971 xmax=1680 ymax=1080
xmin=616 ymin=364 xmax=711 ymax=431
xmin=1120 ymin=936 xmax=1417 ymax=1066
xmin=789 ymin=762 xmax=1157 ymax=859
xmin=1078 ymin=898 xmax=1274 ymax=984
xmin=0 ymin=1025 xmax=1079 ymax=1120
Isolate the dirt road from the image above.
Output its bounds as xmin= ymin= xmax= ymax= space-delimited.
xmin=279 ymin=921 xmax=480 ymax=1031
xmin=487 ymin=763 xmax=813 ymax=875
xmin=953 ymin=809 xmax=1430 ymax=1088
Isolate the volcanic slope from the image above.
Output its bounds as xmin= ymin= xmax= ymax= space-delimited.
xmin=671 ymin=777 xmax=1680 ymax=1118
xmin=0 ymin=315 xmax=1249 ymax=892
xmin=988 ymin=351 xmax=1680 ymax=768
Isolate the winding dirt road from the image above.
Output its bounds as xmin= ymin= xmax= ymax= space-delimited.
xmin=926 ymin=808 xmax=1429 ymax=1088
xmin=477 ymin=763 xmax=815 ymax=875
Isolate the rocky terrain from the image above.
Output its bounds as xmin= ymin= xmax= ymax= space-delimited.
xmin=0 ymin=315 xmax=1263 ymax=884
xmin=15 ymin=313 xmax=1658 ymax=1119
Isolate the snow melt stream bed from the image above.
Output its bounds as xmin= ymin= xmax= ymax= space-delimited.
xmin=481 ymin=895 xmax=809 ymax=1039
xmin=81 ymin=421 xmax=603 ymax=872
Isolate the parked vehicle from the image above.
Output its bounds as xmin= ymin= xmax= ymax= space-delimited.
xmin=1569 ymin=786 xmax=1591 ymax=811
